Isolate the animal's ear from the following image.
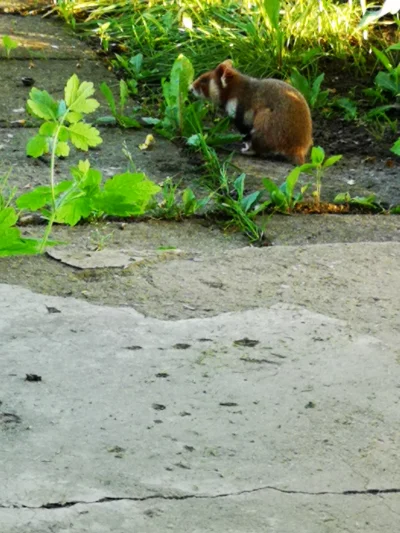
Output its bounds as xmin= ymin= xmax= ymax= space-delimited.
xmin=216 ymin=60 xmax=234 ymax=88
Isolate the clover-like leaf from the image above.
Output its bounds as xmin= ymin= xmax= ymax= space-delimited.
xmin=55 ymin=141 xmax=70 ymax=157
xmin=68 ymin=122 xmax=102 ymax=151
xmin=65 ymin=74 xmax=99 ymax=114
xmin=27 ymin=88 xmax=58 ymax=121
xmin=26 ymin=134 xmax=49 ymax=158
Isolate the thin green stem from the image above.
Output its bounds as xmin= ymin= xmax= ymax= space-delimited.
xmin=38 ymin=118 xmax=66 ymax=253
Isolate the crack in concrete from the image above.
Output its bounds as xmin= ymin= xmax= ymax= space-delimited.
xmin=2 ymin=486 xmax=400 ymax=510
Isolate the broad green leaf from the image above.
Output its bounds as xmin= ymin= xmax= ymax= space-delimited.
xmin=27 ymin=88 xmax=58 ymax=121
xmin=65 ymin=111 xmax=83 ymax=124
xmin=263 ymin=178 xmax=288 ymax=210
xmin=284 ymin=167 xmax=302 ymax=199
xmin=39 ymin=122 xmax=57 ymax=136
xmin=68 ymin=123 xmax=102 ymax=150
xmin=290 ymin=70 xmax=310 ymax=102
xmin=100 ymin=82 xmax=116 ymax=115
xmin=391 ymin=139 xmax=400 ymax=156
xmin=390 ymin=205 xmax=400 ymax=214
xmin=241 ymin=191 xmax=262 ymax=213
xmin=0 ymin=227 xmax=43 ymax=257
xmin=58 ymin=126 xmax=70 ymax=142
xmin=26 ymin=134 xmax=49 ymax=157
xmin=333 ymin=192 xmax=351 ymax=203
xmin=78 ymin=159 xmax=91 ymax=175
xmin=2 ymin=35 xmax=18 ymax=51
xmin=311 ymin=146 xmax=325 ymax=165
xmin=55 ymin=196 xmax=92 ymax=226
xmin=17 ymin=182 xmax=72 ymax=211
xmin=375 ymin=71 xmax=399 ymax=95
xmin=67 ymin=75 xmax=99 ymax=114
xmin=16 ymin=186 xmax=52 ymax=210
xmin=102 ymin=172 xmax=160 ymax=214
xmin=388 ymin=43 xmax=400 ymax=52
xmin=0 ymin=206 xmax=18 ymax=228
xmin=129 ymin=53 xmax=143 ymax=75
xmin=55 ymin=141 xmax=70 ymax=157
xmin=323 ymin=155 xmax=342 ymax=168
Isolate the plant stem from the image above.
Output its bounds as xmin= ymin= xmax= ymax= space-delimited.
xmin=38 ymin=121 xmax=64 ymax=253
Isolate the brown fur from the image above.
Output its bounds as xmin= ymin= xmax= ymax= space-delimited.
xmin=191 ymin=60 xmax=313 ymax=165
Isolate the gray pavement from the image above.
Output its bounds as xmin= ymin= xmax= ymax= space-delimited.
xmin=1 ymin=2 xmax=400 ymax=532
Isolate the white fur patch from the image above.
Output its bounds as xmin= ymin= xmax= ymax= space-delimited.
xmin=209 ymin=78 xmax=220 ymax=104
xmin=225 ymin=98 xmax=238 ymax=118
xmin=244 ymin=109 xmax=254 ymax=127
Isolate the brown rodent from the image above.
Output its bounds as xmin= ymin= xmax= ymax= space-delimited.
xmin=190 ymin=60 xmax=313 ymax=165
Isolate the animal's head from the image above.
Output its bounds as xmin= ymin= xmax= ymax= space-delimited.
xmin=190 ymin=60 xmax=235 ymax=105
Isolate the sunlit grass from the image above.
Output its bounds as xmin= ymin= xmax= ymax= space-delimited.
xmin=53 ymin=0 xmax=392 ymax=87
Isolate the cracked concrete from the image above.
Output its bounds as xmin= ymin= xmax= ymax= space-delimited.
xmin=1 ymin=281 xmax=400 ymax=531
xmin=1 ymin=2 xmax=400 ymax=532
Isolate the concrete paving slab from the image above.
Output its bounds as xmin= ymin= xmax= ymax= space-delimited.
xmin=0 ymin=13 xmax=95 ymax=59
xmin=1 ymin=283 xmax=399 ymax=531
xmin=0 ymin=58 xmax=124 ymax=124
xmin=0 ymin=127 xmax=198 ymax=191
xmin=1 ymin=492 xmax=399 ymax=533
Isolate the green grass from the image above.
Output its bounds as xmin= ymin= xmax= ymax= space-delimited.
xmin=53 ymin=0 xmax=390 ymax=83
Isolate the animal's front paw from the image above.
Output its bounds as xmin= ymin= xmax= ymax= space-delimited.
xmin=241 ymin=142 xmax=255 ymax=155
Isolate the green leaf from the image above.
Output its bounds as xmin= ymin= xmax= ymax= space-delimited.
xmin=263 ymin=178 xmax=288 ymax=211
xmin=284 ymin=167 xmax=302 ymax=199
xmin=55 ymin=141 xmax=70 ymax=157
xmin=118 ymin=115 xmax=141 ymax=129
xmin=100 ymin=81 xmax=116 ymax=115
xmin=100 ymin=172 xmax=161 ymax=215
xmin=65 ymin=111 xmax=83 ymax=124
xmin=68 ymin=123 xmax=102 ymax=151
xmin=262 ymin=0 xmax=280 ymax=31
xmin=241 ymin=191 xmax=262 ymax=213
xmin=310 ymin=73 xmax=325 ymax=107
xmin=0 ymin=227 xmax=43 ymax=257
xmin=375 ymin=71 xmax=399 ymax=95
xmin=27 ymin=88 xmax=58 ymax=121
xmin=391 ymin=138 xmax=400 ymax=156
xmin=323 ymin=155 xmax=342 ymax=168
xmin=26 ymin=134 xmax=49 ymax=157
xmin=55 ymin=196 xmax=92 ymax=226
xmin=129 ymin=53 xmax=143 ymax=75
xmin=65 ymin=74 xmax=79 ymax=107
xmin=0 ymin=206 xmax=18 ymax=227
xmin=2 ymin=35 xmax=18 ymax=52
xmin=39 ymin=122 xmax=57 ymax=136
xmin=372 ymin=47 xmax=392 ymax=72
xmin=390 ymin=205 xmax=400 ymax=214
xmin=58 ymin=126 xmax=70 ymax=142
xmin=119 ymin=79 xmax=129 ymax=111
xmin=57 ymin=100 xmax=67 ymax=118
xmin=16 ymin=186 xmax=52 ymax=210
xmin=65 ymin=74 xmax=100 ymax=114
xmin=290 ymin=69 xmax=310 ymax=102
xmin=233 ymin=173 xmax=246 ymax=200
xmin=311 ymin=146 xmax=325 ymax=165
xmin=333 ymin=192 xmax=351 ymax=204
